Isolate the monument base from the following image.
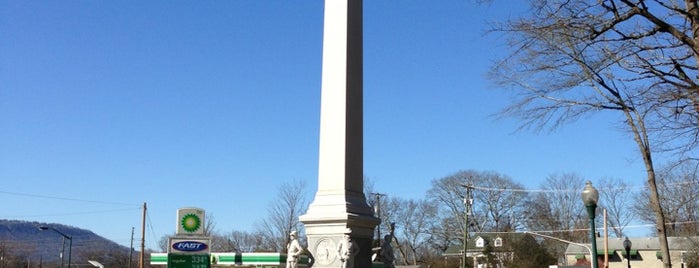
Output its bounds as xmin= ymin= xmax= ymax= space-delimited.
xmin=301 ymin=191 xmax=379 ymax=268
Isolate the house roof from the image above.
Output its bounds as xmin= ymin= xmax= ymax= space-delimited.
xmin=442 ymin=232 xmax=529 ymax=256
xmin=564 ymin=236 xmax=699 ymax=255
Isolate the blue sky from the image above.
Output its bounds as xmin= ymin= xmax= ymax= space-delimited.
xmin=1 ymin=1 xmax=649 ymax=249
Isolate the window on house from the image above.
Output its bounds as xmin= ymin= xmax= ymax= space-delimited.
xmin=494 ymin=237 xmax=503 ymax=247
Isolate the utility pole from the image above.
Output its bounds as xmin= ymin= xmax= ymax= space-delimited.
xmin=603 ymin=209 xmax=609 ymax=268
xmin=461 ymin=182 xmax=473 ymax=268
xmin=371 ymin=192 xmax=386 ymax=248
xmin=1 ymin=239 xmax=5 ymax=268
xmin=129 ymin=227 xmax=134 ymax=268
xmin=372 ymin=192 xmax=387 ymax=264
xmin=140 ymin=202 xmax=146 ymax=268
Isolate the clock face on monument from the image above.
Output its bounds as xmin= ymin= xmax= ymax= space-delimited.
xmin=315 ymin=238 xmax=336 ymax=265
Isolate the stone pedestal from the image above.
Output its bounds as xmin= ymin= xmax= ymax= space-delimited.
xmin=300 ymin=0 xmax=379 ymax=267
xmin=301 ymin=197 xmax=377 ymax=267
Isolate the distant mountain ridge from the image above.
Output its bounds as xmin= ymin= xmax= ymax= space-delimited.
xmin=0 ymin=219 xmax=132 ymax=266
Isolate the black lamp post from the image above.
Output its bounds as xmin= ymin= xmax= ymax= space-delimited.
xmin=39 ymin=226 xmax=72 ymax=268
xmin=623 ymin=237 xmax=632 ymax=268
xmin=581 ymin=181 xmax=599 ymax=268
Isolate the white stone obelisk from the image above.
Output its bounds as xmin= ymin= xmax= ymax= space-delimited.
xmin=300 ymin=0 xmax=379 ymax=267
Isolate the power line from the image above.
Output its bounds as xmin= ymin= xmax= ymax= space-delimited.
xmin=0 ymin=190 xmax=139 ymax=206
xmin=2 ymin=207 xmax=141 ymax=219
xmin=467 ymin=180 xmax=697 ymax=193
xmin=145 ymin=209 xmax=159 ymax=250
xmin=473 ymin=220 xmax=699 ymax=235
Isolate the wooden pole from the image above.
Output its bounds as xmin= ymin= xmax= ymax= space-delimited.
xmin=604 ymin=209 xmax=609 ymax=268
xmin=129 ymin=227 xmax=134 ymax=268
xmin=140 ymin=202 xmax=146 ymax=268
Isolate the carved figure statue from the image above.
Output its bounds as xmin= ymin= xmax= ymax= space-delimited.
xmin=381 ymin=234 xmax=395 ymax=268
xmin=336 ymin=230 xmax=358 ymax=268
xmin=286 ymin=231 xmax=303 ymax=268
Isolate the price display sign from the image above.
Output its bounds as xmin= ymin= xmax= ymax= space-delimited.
xmin=167 ymin=254 xmax=210 ymax=268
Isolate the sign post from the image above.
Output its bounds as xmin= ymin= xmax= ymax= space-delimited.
xmin=167 ymin=208 xmax=211 ymax=268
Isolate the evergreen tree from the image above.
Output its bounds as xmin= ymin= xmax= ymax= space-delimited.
xmin=504 ymin=235 xmax=556 ymax=268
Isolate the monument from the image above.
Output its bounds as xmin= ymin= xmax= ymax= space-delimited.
xmin=299 ymin=0 xmax=380 ymax=267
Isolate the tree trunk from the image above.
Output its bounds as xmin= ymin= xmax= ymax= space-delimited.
xmin=393 ymin=236 xmax=408 ymax=265
xmin=627 ymin=109 xmax=672 ymax=268
xmin=683 ymin=0 xmax=699 ymax=116
xmin=643 ymin=152 xmax=672 ymax=268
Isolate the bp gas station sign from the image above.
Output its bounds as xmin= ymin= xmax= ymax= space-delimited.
xmin=168 ymin=207 xmax=211 ymax=268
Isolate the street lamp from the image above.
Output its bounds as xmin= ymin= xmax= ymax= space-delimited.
xmin=581 ymin=181 xmax=599 ymax=268
xmin=461 ymin=183 xmax=473 ymax=268
xmin=623 ymin=237 xmax=632 ymax=268
xmin=39 ymin=226 xmax=72 ymax=268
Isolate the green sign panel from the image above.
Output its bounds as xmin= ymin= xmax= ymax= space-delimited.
xmin=168 ymin=254 xmax=210 ymax=268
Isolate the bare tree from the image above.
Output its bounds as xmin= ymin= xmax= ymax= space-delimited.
xmin=198 ymin=214 xmax=233 ymax=253
xmin=634 ymin=162 xmax=699 ymax=236
xmin=203 ymin=213 xmax=216 ymax=236
xmin=487 ymin=0 xmax=699 ymax=265
xmin=598 ymin=177 xmax=635 ymax=237
xmin=158 ymin=235 xmax=169 ymax=252
xmin=210 ymin=232 xmax=231 ymax=252
xmin=426 ymin=170 xmax=529 ymax=255
xmin=524 ymin=173 xmax=588 ymax=257
xmin=470 ymin=171 xmax=529 ymax=232
xmin=426 ymin=170 xmax=476 ymax=248
xmin=377 ymin=198 xmax=400 ymax=264
xmin=393 ymin=198 xmax=438 ymax=265
xmin=256 ymin=179 xmax=309 ymax=252
xmin=363 ymin=176 xmax=387 ymax=246
xmin=221 ymin=230 xmax=267 ymax=252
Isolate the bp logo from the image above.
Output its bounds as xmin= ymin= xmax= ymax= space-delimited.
xmin=176 ymin=208 xmax=205 ymax=235
xmin=180 ymin=213 xmax=201 ymax=233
